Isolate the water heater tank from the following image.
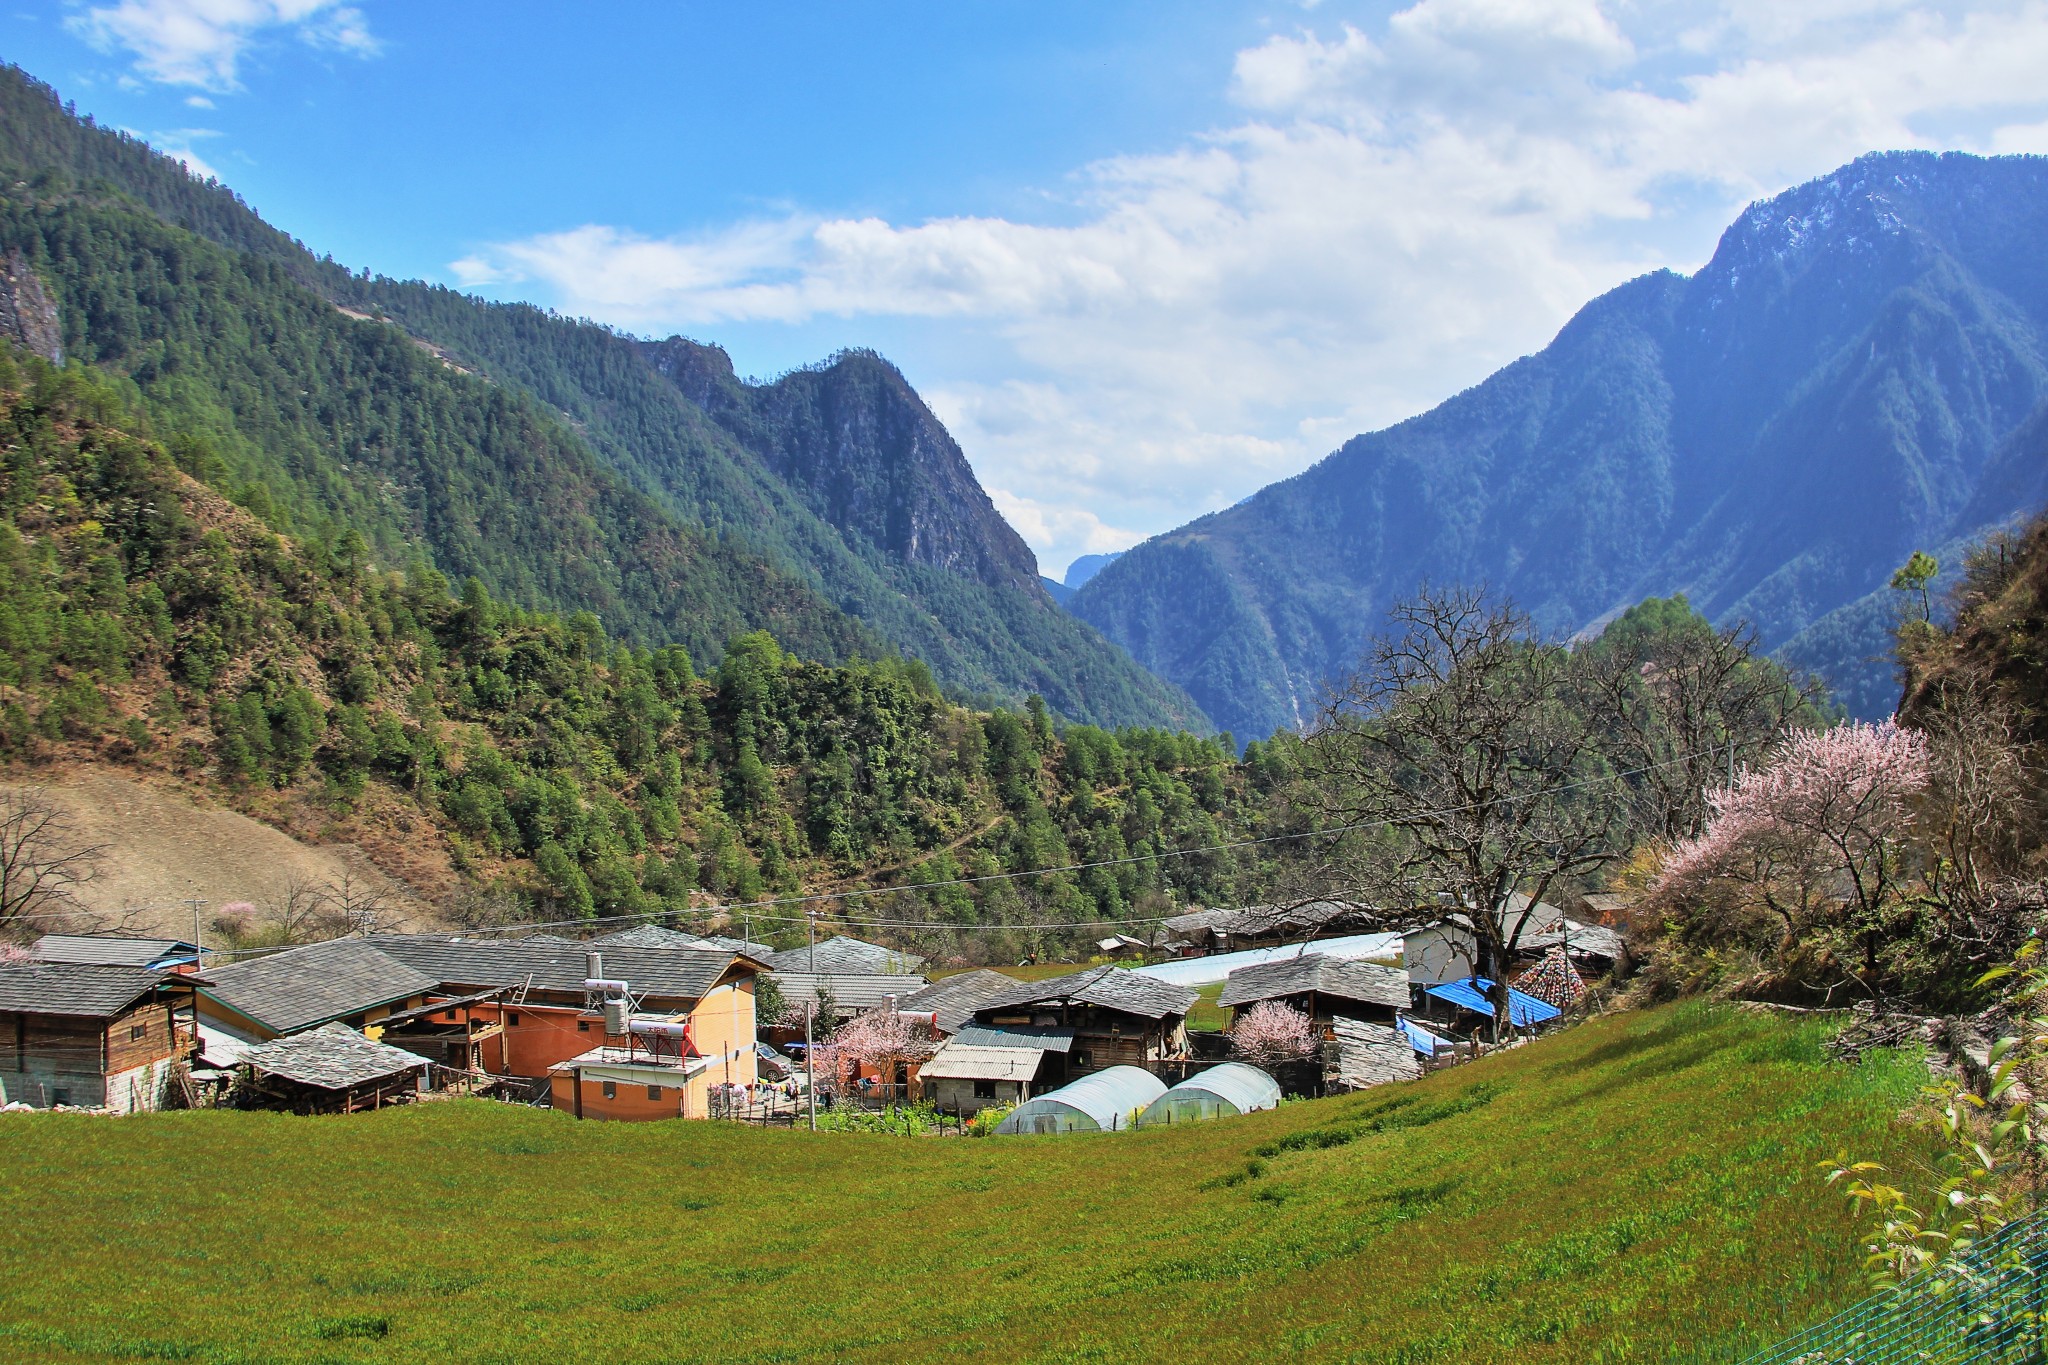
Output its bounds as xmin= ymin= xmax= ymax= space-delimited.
xmin=603 ymin=1000 xmax=630 ymax=1035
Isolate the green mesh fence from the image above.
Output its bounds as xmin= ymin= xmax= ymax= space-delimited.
xmin=1745 ymin=1210 xmax=2048 ymax=1364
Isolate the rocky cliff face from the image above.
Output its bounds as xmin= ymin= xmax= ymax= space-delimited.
xmin=1075 ymin=151 xmax=2048 ymax=737
xmin=0 ymin=248 xmax=61 ymax=363
xmin=643 ymin=339 xmax=1041 ymax=593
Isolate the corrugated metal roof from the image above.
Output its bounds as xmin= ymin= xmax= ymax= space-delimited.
xmin=0 ymin=962 xmax=178 ymax=1018
xmin=898 ymin=970 xmax=1021 ymax=1033
xmin=994 ymin=1066 xmax=1167 ymax=1134
xmin=1215 ymin=954 xmax=1409 ymax=1010
xmin=200 ymin=940 xmax=442 ymax=1034
xmin=33 ymin=934 xmax=199 ymax=968
xmin=919 ymin=1043 xmax=1044 ymax=1082
xmin=1424 ymin=977 xmax=1560 ymax=1026
xmin=978 ymin=965 xmax=1195 ymax=1021
xmin=1138 ymin=1062 xmax=1280 ymax=1125
xmin=243 ymin=1022 xmax=428 ymax=1090
xmin=950 ymin=1024 xmax=1076 ymax=1052
xmin=769 ymin=972 xmax=929 ymax=1013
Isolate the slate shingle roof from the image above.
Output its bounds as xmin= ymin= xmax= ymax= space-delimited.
xmin=587 ymin=925 xmax=710 ymax=951
xmin=200 ymin=939 xmax=441 ymax=1035
xmin=1156 ymin=900 xmax=1379 ymax=945
xmin=0 ymin=962 xmax=177 ymax=1018
xmin=977 ymin=965 xmax=1195 ymax=1021
xmin=33 ymin=934 xmax=198 ymax=968
xmin=768 ymin=972 xmax=930 ymax=1014
xmin=1215 ymin=954 xmax=1410 ymax=1011
xmin=898 ymin=969 xmax=1021 ymax=1033
xmin=1519 ymin=921 xmax=1627 ymax=960
xmin=765 ymin=936 xmax=927 ymax=975
xmin=368 ymin=936 xmax=745 ymax=1003
xmin=242 ymin=1022 xmax=428 ymax=1090
xmin=1328 ymin=1016 xmax=1422 ymax=1091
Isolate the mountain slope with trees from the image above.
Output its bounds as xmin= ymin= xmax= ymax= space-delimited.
xmin=1074 ymin=151 xmax=2048 ymax=737
xmin=0 ymin=65 xmax=1198 ymax=731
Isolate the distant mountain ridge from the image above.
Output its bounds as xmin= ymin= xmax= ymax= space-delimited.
xmin=0 ymin=64 xmax=1202 ymax=731
xmin=1074 ymin=151 xmax=2048 ymax=736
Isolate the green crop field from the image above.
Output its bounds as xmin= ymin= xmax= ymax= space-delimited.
xmin=0 ymin=1004 xmax=1927 ymax=1364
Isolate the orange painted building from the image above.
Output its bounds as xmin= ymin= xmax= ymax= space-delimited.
xmin=548 ymin=977 xmax=759 ymax=1121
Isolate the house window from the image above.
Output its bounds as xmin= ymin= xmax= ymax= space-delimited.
xmin=647 ymin=1085 xmax=663 ymax=1100
xmin=49 ymin=1088 xmax=70 ymax=1106
xmin=577 ymin=1019 xmax=591 ymax=1032
xmin=506 ymin=1012 xmax=520 ymax=1026
xmin=601 ymin=1080 xmax=616 ymax=1099
xmin=130 ymin=1023 xmax=148 ymax=1041
xmin=973 ymin=1080 xmax=997 ymax=1099
xmin=1071 ymin=1050 xmax=1092 ymax=1068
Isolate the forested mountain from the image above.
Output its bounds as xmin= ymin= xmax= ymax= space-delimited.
xmin=0 ymin=65 xmax=1199 ymax=731
xmin=1074 ymin=151 xmax=2048 ymax=737
xmin=0 ymin=351 xmax=1292 ymax=948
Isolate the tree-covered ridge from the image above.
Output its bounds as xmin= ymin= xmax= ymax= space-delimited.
xmin=0 ymin=351 xmax=1290 ymax=951
xmin=0 ymin=63 xmax=1202 ymax=732
xmin=1077 ymin=151 xmax=2048 ymax=737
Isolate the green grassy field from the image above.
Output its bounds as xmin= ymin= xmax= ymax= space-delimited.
xmin=0 ymin=1004 xmax=1927 ymax=1364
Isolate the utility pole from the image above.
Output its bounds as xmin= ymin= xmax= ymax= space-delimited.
xmin=805 ymin=905 xmax=818 ymax=1132
xmin=184 ymin=896 xmax=207 ymax=969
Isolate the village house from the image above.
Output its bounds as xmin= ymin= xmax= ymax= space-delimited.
xmin=189 ymin=934 xmax=769 ymax=1119
xmin=898 ymin=969 xmax=1017 ymax=1036
xmin=1402 ymin=896 xmax=1629 ymax=989
xmin=965 ymin=966 xmax=1195 ymax=1089
xmin=764 ymin=935 xmax=927 ymax=975
xmin=0 ymin=961 xmax=199 ymax=1112
xmin=1216 ymin=954 xmax=1411 ymax=1036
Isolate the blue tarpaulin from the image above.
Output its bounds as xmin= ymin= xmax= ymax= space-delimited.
xmin=1424 ymin=977 xmax=1560 ymax=1027
xmin=1398 ymin=1016 xmax=1450 ymax=1056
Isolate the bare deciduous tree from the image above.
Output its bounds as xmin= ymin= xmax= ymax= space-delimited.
xmin=0 ymin=787 xmax=107 ymax=942
xmin=1306 ymin=589 xmax=1618 ymax=1031
xmin=1582 ymin=613 xmax=1824 ymax=841
xmin=322 ymin=855 xmax=393 ymax=935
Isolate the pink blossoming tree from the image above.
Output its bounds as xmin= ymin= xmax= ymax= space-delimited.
xmin=1650 ymin=719 xmax=1930 ymax=992
xmin=826 ymin=1006 xmax=939 ymax=1095
xmin=1231 ymin=999 xmax=1319 ymax=1068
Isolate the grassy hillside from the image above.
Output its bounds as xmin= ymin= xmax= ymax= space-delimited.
xmin=0 ymin=1005 xmax=1926 ymax=1363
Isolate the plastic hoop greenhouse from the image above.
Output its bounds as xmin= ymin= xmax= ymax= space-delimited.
xmin=994 ymin=1066 xmax=1167 ymax=1134
xmin=1136 ymin=1062 xmax=1281 ymax=1126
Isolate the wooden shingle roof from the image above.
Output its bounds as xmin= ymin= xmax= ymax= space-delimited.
xmin=242 ymin=1022 xmax=428 ymax=1090
xmin=200 ymin=939 xmax=440 ymax=1035
xmin=1216 ymin=954 xmax=1410 ymax=1011
xmin=898 ymin=969 xmax=1020 ymax=1033
xmin=0 ymin=962 xmax=179 ymax=1018
xmin=977 ymin=965 xmax=1195 ymax=1021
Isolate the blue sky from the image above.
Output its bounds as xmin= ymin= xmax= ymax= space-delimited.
xmin=8 ymin=2 xmax=2048 ymax=577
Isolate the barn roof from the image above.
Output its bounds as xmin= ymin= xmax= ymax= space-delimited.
xmin=1215 ymin=954 xmax=1410 ymax=1011
xmin=200 ymin=939 xmax=440 ymax=1035
xmin=977 ymin=965 xmax=1195 ymax=1021
xmin=898 ymin=970 xmax=1020 ymax=1033
xmin=242 ymin=1022 xmax=428 ymax=1090
xmin=0 ymin=962 xmax=184 ymax=1018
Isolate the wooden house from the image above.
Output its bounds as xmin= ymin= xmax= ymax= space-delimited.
xmin=193 ymin=937 xmax=442 ymax=1050
xmin=1216 ymin=954 xmax=1411 ymax=1037
xmin=0 ymin=962 xmax=199 ymax=1112
xmin=965 ymin=966 xmax=1194 ymax=1087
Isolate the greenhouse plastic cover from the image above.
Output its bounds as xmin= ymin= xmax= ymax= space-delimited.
xmin=995 ymin=1065 xmax=1167 ymax=1134
xmin=1132 ymin=933 xmax=1402 ymax=988
xmin=1424 ymin=977 xmax=1560 ymax=1026
xmin=1137 ymin=1062 xmax=1280 ymax=1125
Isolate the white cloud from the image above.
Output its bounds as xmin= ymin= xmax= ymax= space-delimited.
xmin=452 ymin=1 xmax=2048 ymax=574
xmin=69 ymin=0 xmax=379 ymax=93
